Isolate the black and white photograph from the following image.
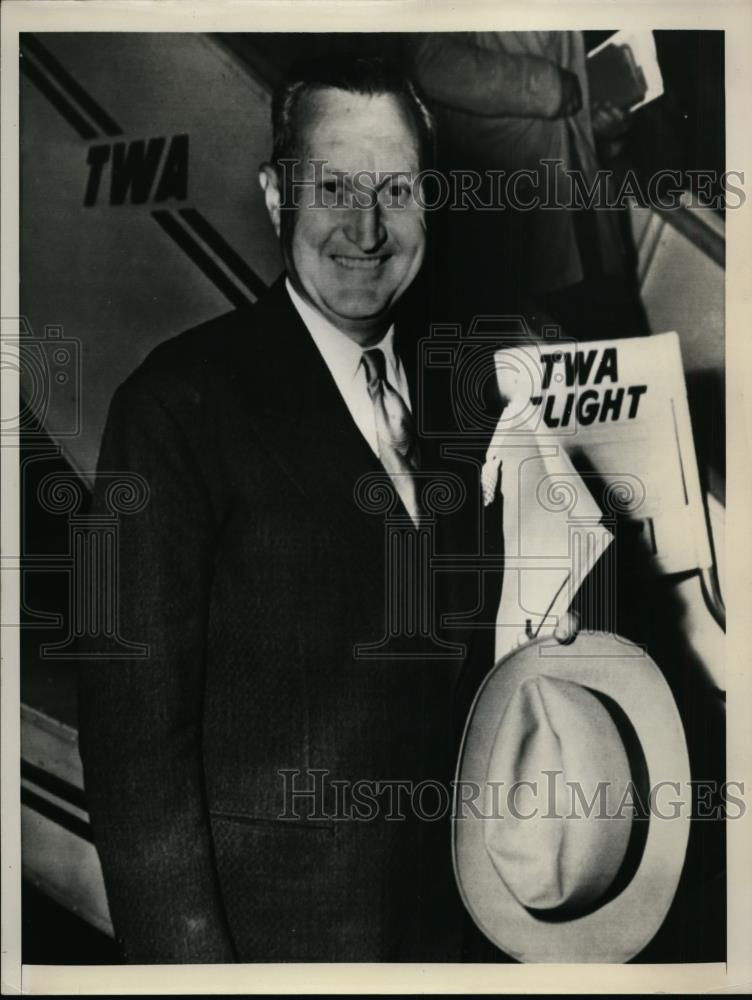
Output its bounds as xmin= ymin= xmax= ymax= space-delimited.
xmin=1 ymin=1 xmax=751 ymax=993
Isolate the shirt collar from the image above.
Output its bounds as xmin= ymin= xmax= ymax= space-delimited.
xmin=285 ymin=277 xmax=397 ymax=384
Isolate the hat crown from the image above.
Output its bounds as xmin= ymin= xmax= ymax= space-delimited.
xmin=484 ymin=674 xmax=633 ymax=912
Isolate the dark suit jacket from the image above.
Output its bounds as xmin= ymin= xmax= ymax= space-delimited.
xmin=77 ymin=276 xmax=503 ymax=963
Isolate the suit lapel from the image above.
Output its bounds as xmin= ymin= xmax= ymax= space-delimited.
xmin=233 ymin=278 xmax=394 ymax=525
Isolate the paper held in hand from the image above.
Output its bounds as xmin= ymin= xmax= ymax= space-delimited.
xmin=485 ymin=332 xmax=711 ymax=660
xmin=485 ymin=429 xmax=614 ymax=660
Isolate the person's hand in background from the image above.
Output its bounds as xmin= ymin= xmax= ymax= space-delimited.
xmin=558 ymin=69 xmax=583 ymax=116
xmin=591 ymin=99 xmax=632 ymax=160
xmin=591 ymin=99 xmax=631 ymax=139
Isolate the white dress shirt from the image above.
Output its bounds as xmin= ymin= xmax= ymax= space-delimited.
xmin=285 ymin=278 xmax=412 ymax=458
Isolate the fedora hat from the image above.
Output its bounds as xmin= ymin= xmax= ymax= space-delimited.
xmin=453 ymin=632 xmax=691 ymax=963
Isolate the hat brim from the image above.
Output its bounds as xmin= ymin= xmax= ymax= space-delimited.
xmin=453 ymin=632 xmax=691 ymax=963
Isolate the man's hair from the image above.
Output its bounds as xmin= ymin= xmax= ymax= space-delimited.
xmin=270 ymin=52 xmax=436 ymax=168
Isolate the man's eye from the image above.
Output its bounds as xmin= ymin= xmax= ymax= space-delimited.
xmin=322 ymin=180 xmax=339 ymax=195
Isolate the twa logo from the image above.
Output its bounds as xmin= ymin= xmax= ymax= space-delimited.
xmin=84 ymin=134 xmax=189 ymax=206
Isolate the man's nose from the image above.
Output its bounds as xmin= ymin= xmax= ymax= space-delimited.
xmin=346 ymin=201 xmax=387 ymax=253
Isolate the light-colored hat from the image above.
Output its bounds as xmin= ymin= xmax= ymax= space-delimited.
xmin=453 ymin=632 xmax=691 ymax=963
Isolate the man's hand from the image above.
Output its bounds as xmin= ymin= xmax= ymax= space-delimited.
xmin=553 ymin=610 xmax=580 ymax=645
xmin=516 ymin=610 xmax=581 ymax=648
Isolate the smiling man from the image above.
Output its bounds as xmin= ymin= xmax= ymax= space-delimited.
xmin=261 ymin=84 xmax=427 ymax=340
xmin=77 ymin=54 xmax=496 ymax=964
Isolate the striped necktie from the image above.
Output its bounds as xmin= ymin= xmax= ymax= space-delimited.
xmin=361 ymin=347 xmax=421 ymax=526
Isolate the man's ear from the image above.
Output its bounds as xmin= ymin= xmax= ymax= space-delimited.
xmin=259 ymin=162 xmax=282 ymax=237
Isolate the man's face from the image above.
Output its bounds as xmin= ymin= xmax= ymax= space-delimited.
xmin=262 ymin=87 xmax=426 ymax=345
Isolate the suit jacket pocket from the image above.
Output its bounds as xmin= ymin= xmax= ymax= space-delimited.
xmin=208 ymin=812 xmax=369 ymax=961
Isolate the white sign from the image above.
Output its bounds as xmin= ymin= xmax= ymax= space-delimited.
xmin=487 ymin=332 xmax=711 ymax=657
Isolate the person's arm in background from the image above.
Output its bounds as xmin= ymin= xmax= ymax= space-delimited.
xmin=408 ymin=32 xmax=582 ymax=119
xmin=77 ymin=368 xmax=236 ymax=964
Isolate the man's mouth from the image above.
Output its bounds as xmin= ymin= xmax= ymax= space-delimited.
xmin=331 ymin=254 xmax=390 ymax=270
